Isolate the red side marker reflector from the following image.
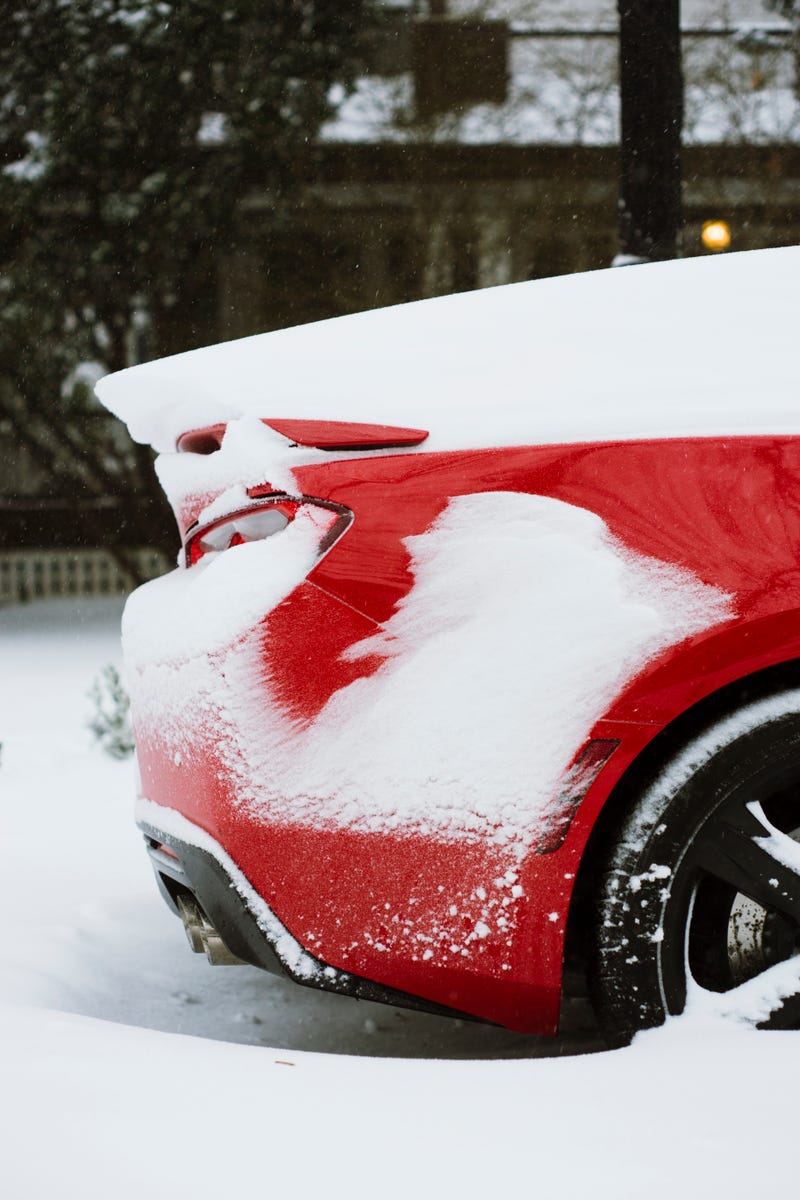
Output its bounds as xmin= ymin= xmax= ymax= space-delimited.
xmin=534 ymin=739 xmax=620 ymax=854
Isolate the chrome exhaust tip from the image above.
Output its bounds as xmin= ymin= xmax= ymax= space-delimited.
xmin=175 ymin=893 xmax=245 ymax=965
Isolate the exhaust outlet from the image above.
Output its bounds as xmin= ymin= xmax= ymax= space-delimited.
xmin=175 ymin=893 xmax=245 ymax=966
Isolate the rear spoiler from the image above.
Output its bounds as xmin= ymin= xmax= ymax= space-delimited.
xmin=177 ymin=418 xmax=429 ymax=455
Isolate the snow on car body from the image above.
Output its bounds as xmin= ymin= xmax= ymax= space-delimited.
xmin=97 ymin=247 xmax=800 ymax=1039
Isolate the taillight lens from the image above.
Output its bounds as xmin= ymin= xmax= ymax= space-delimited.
xmin=184 ymin=496 xmax=348 ymax=567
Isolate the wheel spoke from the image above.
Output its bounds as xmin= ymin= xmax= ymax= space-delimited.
xmin=693 ymin=800 xmax=800 ymax=927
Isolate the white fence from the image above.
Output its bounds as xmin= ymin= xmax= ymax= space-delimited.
xmin=0 ymin=548 xmax=171 ymax=604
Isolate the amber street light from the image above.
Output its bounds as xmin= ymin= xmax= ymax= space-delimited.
xmin=701 ymin=220 xmax=731 ymax=252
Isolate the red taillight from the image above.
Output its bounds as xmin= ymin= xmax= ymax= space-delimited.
xmin=176 ymin=419 xmax=429 ymax=454
xmin=184 ymin=496 xmax=349 ymax=567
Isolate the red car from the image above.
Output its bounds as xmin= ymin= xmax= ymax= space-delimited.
xmin=98 ymin=246 xmax=800 ymax=1043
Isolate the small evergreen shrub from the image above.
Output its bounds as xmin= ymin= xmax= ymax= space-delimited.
xmin=88 ymin=664 xmax=134 ymax=760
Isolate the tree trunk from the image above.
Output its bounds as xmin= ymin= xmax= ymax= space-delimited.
xmin=617 ymin=1 xmax=684 ymax=262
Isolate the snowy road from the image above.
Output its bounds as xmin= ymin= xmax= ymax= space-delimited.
xmin=1 ymin=597 xmax=798 ymax=1199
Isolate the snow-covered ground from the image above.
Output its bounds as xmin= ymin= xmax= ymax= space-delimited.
xmin=2 ymin=597 xmax=799 ymax=1199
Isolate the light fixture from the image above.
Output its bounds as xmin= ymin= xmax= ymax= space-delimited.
xmin=701 ymin=220 xmax=731 ymax=252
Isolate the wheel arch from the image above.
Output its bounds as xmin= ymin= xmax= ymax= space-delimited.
xmin=564 ymin=653 xmax=800 ymax=980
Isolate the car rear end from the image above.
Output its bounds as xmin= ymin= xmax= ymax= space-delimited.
xmin=96 ymin=248 xmax=800 ymax=1033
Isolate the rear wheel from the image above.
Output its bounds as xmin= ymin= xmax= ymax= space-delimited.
xmin=590 ymin=696 xmax=800 ymax=1044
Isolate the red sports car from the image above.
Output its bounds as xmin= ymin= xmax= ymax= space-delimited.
xmin=97 ymin=246 xmax=800 ymax=1043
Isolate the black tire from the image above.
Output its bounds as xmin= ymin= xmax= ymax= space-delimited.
xmin=589 ymin=694 xmax=800 ymax=1046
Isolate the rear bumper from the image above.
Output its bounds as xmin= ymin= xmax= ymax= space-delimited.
xmin=140 ymin=811 xmax=477 ymax=1022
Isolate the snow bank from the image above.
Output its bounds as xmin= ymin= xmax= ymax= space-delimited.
xmin=96 ymin=247 xmax=800 ymax=455
xmin=4 ymin=997 xmax=800 ymax=1200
